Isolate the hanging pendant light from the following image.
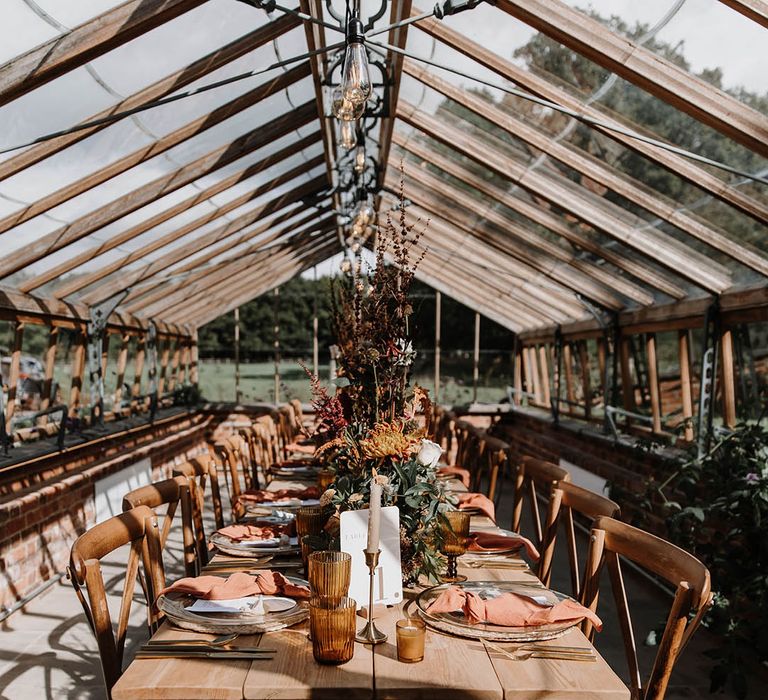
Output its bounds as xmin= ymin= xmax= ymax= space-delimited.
xmin=354 ymin=144 xmax=366 ymax=173
xmin=341 ymin=18 xmax=371 ymax=105
xmin=332 ymin=87 xmax=365 ymax=121
xmin=340 ymin=119 xmax=357 ymax=150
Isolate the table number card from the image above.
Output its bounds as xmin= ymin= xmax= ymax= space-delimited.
xmin=340 ymin=506 xmax=403 ymax=608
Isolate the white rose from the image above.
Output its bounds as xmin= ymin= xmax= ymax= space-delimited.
xmin=417 ymin=439 xmax=442 ymax=469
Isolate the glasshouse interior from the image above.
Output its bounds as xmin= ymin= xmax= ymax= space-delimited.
xmin=0 ymin=0 xmax=766 ymax=698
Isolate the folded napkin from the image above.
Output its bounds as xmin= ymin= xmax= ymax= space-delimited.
xmin=216 ymin=523 xmax=292 ymax=542
xmin=456 ymin=492 xmax=496 ymax=521
xmin=426 ymin=586 xmax=602 ymax=630
xmin=437 ymin=466 xmax=471 ymax=488
xmin=159 ymin=571 xmax=310 ymax=601
xmin=284 ymin=442 xmax=316 ymax=455
xmin=237 ymin=486 xmax=321 ymax=504
xmin=468 ymin=532 xmax=540 ymax=561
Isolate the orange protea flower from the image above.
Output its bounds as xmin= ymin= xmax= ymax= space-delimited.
xmin=360 ymin=421 xmax=421 ymax=459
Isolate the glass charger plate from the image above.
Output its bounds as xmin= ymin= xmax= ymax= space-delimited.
xmin=157 ymin=576 xmax=310 ymax=634
xmin=416 ymin=581 xmax=579 ymax=642
xmin=210 ymin=533 xmax=300 ymax=558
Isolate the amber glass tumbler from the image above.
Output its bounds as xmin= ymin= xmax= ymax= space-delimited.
xmin=309 ymin=597 xmax=357 ymax=665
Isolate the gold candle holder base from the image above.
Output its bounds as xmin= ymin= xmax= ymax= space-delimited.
xmin=355 ymin=549 xmax=388 ymax=645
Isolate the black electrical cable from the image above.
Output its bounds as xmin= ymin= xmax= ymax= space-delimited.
xmin=366 ymin=37 xmax=768 ymax=186
xmin=0 ymin=42 xmax=343 ymax=156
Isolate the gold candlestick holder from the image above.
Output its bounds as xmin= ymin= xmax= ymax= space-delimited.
xmin=355 ymin=549 xmax=387 ymax=645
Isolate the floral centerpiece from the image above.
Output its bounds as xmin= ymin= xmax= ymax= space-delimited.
xmin=303 ymin=179 xmax=454 ymax=585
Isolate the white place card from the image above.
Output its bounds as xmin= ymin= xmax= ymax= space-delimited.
xmin=340 ymin=505 xmax=403 ymax=608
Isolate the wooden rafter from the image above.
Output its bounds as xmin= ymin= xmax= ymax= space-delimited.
xmin=51 ymin=156 xmax=325 ymax=299
xmin=0 ymin=61 xmax=312 ymax=237
xmin=169 ymin=233 xmax=338 ymax=325
xmin=47 ymin=131 xmax=321 ymax=297
xmin=123 ymin=204 xmax=334 ymax=315
xmin=122 ymin=199 xmax=330 ymax=314
xmin=169 ymin=236 xmax=337 ymax=325
xmin=495 ymin=0 xmax=768 ymax=157
xmin=380 ymin=193 xmax=583 ymax=321
xmin=391 ymin=185 xmax=625 ymax=313
xmin=394 ymin=134 xmax=687 ymax=299
xmin=0 ymin=0 xmax=207 ymax=108
xmin=79 ymin=177 xmax=329 ymax=306
xmin=395 ymin=160 xmax=652 ymax=308
xmin=397 ymin=100 xmax=732 ymax=293
xmin=0 ymin=101 xmax=318 ymax=281
xmin=718 ymin=0 xmax=768 ymax=28
xmin=0 ymin=12 xmax=299 ymax=182
xmin=411 ymin=10 xmax=768 ymax=225
xmin=375 ymin=0 xmax=414 ymax=193
xmin=405 ymin=61 xmax=768 ymax=278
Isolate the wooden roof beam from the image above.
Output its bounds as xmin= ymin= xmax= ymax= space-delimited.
xmin=46 ymin=131 xmax=322 ymax=297
xmin=185 ymin=242 xmax=335 ymax=327
xmin=411 ymin=10 xmax=768 ymax=225
xmin=394 ymin=134 xmax=686 ymax=300
xmin=405 ymin=61 xmax=768 ymax=278
xmin=0 ymin=0 xmax=208 ymax=107
xmin=166 ymin=232 xmax=338 ymax=325
xmin=395 ymin=160 xmax=652 ymax=308
xmin=0 ymin=12 xmax=299 ymax=181
xmin=380 ymin=193 xmax=583 ymax=323
xmin=718 ymin=0 xmax=768 ymax=28
xmin=51 ymin=155 xmax=325 ymax=298
xmin=122 ymin=203 xmax=334 ymax=315
xmin=0 ymin=100 xmax=318 ymax=280
xmin=397 ymin=101 xmax=732 ymax=293
xmin=0 ymin=61 xmax=312 ymax=237
xmin=375 ymin=0 xmax=414 ymax=194
xmin=79 ymin=177 xmax=329 ymax=306
xmin=495 ymin=0 xmax=768 ymax=157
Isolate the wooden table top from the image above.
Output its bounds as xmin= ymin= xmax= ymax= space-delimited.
xmin=112 ymin=484 xmax=630 ymax=700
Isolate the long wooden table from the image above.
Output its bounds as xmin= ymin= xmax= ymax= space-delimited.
xmin=113 ymin=482 xmax=630 ymax=699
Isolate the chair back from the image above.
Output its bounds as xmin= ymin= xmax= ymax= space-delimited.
xmin=474 ymin=434 xmax=509 ymax=502
xmin=122 ymin=476 xmax=197 ymax=577
xmin=172 ymin=455 xmax=222 ymax=563
xmin=510 ymin=456 xmax=570 ymax=545
xmin=289 ymin=399 xmax=305 ymax=431
xmin=582 ymin=516 xmax=713 ymax=700
xmin=538 ymin=481 xmax=620 ymax=592
xmin=68 ymin=506 xmax=165 ymax=697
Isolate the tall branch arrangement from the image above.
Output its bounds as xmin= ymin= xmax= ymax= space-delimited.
xmin=306 ymin=176 xmax=454 ymax=584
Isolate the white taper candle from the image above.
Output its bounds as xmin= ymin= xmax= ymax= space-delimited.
xmin=366 ymin=480 xmax=382 ymax=554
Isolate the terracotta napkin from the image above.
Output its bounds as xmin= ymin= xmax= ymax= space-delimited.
xmin=456 ymin=492 xmax=496 ymax=521
xmin=237 ymin=486 xmax=321 ymax=504
xmin=159 ymin=571 xmax=310 ymax=601
xmin=216 ymin=523 xmax=292 ymax=542
xmin=284 ymin=442 xmax=316 ymax=455
xmin=468 ymin=532 xmax=540 ymax=561
xmin=427 ymin=586 xmax=602 ymax=630
xmin=437 ymin=466 xmax=471 ymax=488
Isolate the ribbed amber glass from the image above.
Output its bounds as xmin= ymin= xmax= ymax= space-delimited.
xmin=308 ymin=551 xmax=351 ymax=605
xmin=309 ymin=596 xmax=357 ymax=665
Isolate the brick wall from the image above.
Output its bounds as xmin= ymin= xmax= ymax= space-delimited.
xmin=0 ymin=414 xmax=214 ymax=613
xmin=495 ymin=407 xmax=680 ymax=531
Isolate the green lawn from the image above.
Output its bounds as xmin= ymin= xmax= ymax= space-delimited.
xmin=197 ymin=359 xmax=511 ymax=405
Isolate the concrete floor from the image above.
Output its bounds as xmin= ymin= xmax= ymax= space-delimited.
xmin=0 ymin=475 xmax=725 ymax=699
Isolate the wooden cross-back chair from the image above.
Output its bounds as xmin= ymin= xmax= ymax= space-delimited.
xmin=473 ymin=434 xmax=509 ymax=503
xmin=537 ymin=481 xmax=620 ymax=593
xmin=212 ymin=435 xmax=254 ymax=522
xmin=434 ymin=410 xmax=456 ymax=459
xmin=582 ymin=516 xmax=713 ymax=700
xmin=172 ymin=455 xmax=223 ymax=563
xmin=122 ymin=475 xmax=198 ymax=577
xmin=452 ymin=419 xmax=479 ymax=471
xmin=277 ymin=404 xmax=316 ymax=461
xmin=510 ymin=456 xmax=570 ymax=548
xmin=68 ymin=506 xmax=165 ymax=698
